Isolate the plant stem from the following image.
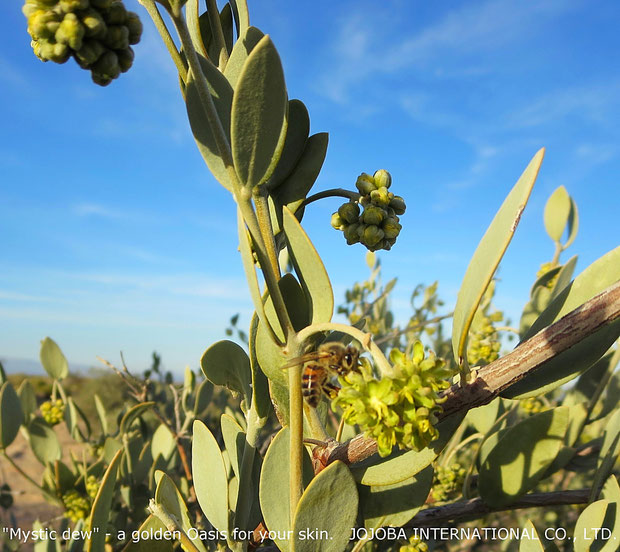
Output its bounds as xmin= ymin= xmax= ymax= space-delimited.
xmin=205 ymin=0 xmax=230 ymax=69
xmin=299 ymin=188 xmax=361 ymax=210
xmin=139 ymin=1 xmax=188 ymax=82
xmin=295 ymin=322 xmax=394 ymax=377
xmin=148 ymin=500 xmax=203 ymax=552
xmin=304 ymin=402 xmax=330 ymax=441
xmin=1 ymin=451 xmax=63 ymax=506
xmin=289 ymin=364 xmax=304 ymax=524
xmin=254 ymin=191 xmax=281 ymax=280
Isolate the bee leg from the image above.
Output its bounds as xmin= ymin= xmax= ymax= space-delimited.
xmin=321 ymin=382 xmax=341 ymax=399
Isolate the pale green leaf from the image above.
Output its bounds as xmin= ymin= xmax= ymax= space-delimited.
xmin=200 ymin=339 xmax=252 ymax=399
xmin=27 ymin=417 xmax=61 ymax=464
xmin=151 ymin=423 xmax=176 ymax=462
xmin=121 ymin=515 xmax=173 ymax=552
xmin=224 ymin=26 xmax=264 ymax=88
xmin=119 ymin=402 xmax=155 ymax=435
xmin=17 ymin=379 xmax=37 ymax=422
xmin=192 ymin=420 xmax=229 ymax=533
xmin=40 ymin=337 xmax=69 ymax=380
xmin=0 ymin=383 xmax=23 ymax=449
xmin=544 ymin=186 xmax=571 ymax=242
xmin=519 ymin=521 xmax=545 ymax=552
xmin=479 ymin=407 xmax=569 ymax=507
xmin=452 ymin=149 xmax=544 ymax=367
xmin=86 ymin=449 xmax=123 ymax=552
xmin=231 ymin=34 xmax=288 ymax=188
xmin=574 ymin=500 xmax=610 ymax=552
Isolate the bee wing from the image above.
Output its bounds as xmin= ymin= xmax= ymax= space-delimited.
xmin=280 ymin=351 xmax=330 ymax=370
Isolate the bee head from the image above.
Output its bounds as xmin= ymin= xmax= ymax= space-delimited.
xmin=341 ymin=345 xmax=360 ymax=372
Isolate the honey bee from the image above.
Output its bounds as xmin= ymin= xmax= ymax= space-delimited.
xmin=282 ymin=343 xmax=360 ymax=408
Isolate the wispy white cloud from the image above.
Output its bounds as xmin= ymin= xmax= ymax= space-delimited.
xmin=73 ymin=202 xmax=125 ymax=219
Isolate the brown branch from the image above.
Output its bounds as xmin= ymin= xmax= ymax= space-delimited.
xmin=321 ymin=281 xmax=620 ymax=468
xmin=408 ymin=489 xmax=589 ymax=527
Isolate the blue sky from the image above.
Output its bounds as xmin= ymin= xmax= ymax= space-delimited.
xmin=1 ymin=0 xmax=619 ymax=376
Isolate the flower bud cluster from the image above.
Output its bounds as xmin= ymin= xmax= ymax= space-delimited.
xmin=330 ymin=170 xmax=406 ymax=251
xmin=400 ymin=535 xmax=429 ymax=552
xmin=520 ymin=396 xmax=545 ymax=415
xmin=431 ymin=462 xmax=466 ymax=502
xmin=467 ymin=311 xmax=502 ymax=367
xmin=22 ymin=0 xmax=142 ymax=86
xmin=85 ymin=475 xmax=100 ymax=499
xmin=40 ymin=399 xmax=65 ymax=425
xmin=333 ymin=342 xmax=453 ymax=457
xmin=62 ymin=490 xmax=90 ymax=522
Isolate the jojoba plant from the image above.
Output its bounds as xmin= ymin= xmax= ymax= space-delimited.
xmin=1 ymin=1 xmax=619 ymax=552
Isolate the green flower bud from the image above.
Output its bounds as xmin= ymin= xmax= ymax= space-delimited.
xmin=389 ymin=195 xmax=406 ymax=215
xmin=103 ymin=25 xmax=129 ymax=50
xmin=337 ymin=201 xmax=360 ymax=224
xmin=80 ymin=9 xmax=107 ymax=38
xmin=74 ymin=39 xmax=104 ymax=68
xmin=343 ymin=223 xmax=361 ymax=245
xmin=362 ymin=225 xmax=384 ymax=247
xmin=331 ymin=212 xmax=344 ymax=229
xmin=361 ymin=204 xmax=385 ymax=225
xmin=105 ymin=2 xmax=128 ymax=25
xmin=92 ymin=49 xmax=120 ymax=79
xmin=373 ymin=169 xmax=392 ymax=189
xmin=370 ymin=186 xmax=391 ymax=207
xmin=125 ymin=11 xmax=143 ymax=45
xmin=382 ymin=216 xmax=401 ymax=239
xmin=22 ymin=1 xmax=41 ymax=18
xmin=117 ymin=46 xmax=134 ymax=72
xmin=59 ymin=0 xmax=89 ymax=12
xmin=40 ymin=41 xmax=71 ymax=63
xmin=28 ymin=11 xmax=58 ymax=40
xmin=56 ymin=13 xmax=85 ymax=50
xmin=355 ymin=173 xmax=376 ymax=195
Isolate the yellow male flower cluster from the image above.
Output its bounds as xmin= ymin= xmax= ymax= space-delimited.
xmin=40 ymin=399 xmax=65 ymax=425
xmin=22 ymin=0 xmax=142 ymax=86
xmin=400 ymin=535 xmax=429 ymax=552
xmin=431 ymin=462 xmax=466 ymax=502
xmin=85 ymin=475 xmax=100 ymax=499
xmin=331 ymin=170 xmax=406 ymax=251
xmin=467 ymin=311 xmax=502 ymax=366
xmin=62 ymin=490 xmax=91 ymax=522
xmin=333 ymin=342 xmax=453 ymax=457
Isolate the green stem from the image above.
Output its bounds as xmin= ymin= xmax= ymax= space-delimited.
xmin=254 ymin=190 xmax=281 ymax=280
xmin=139 ymin=0 xmax=188 ymax=82
xmin=299 ymin=188 xmax=361 ymax=210
xmin=148 ymin=501 xmax=203 ymax=552
xmin=295 ymin=322 xmax=394 ymax=377
xmin=205 ymin=0 xmax=230 ymax=70
xmin=551 ymin=241 xmax=563 ymax=265
xmin=304 ymin=402 xmax=330 ymax=441
xmin=335 ymin=415 xmax=346 ymax=442
xmin=2 ymin=451 xmax=63 ymax=506
xmin=289 ymin=364 xmax=304 ymax=524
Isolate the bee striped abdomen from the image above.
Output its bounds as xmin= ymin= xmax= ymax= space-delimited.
xmin=301 ymin=362 xmax=326 ymax=408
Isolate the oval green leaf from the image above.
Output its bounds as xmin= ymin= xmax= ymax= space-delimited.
xmin=282 ymin=206 xmax=333 ymax=325
xmin=503 ymin=246 xmax=620 ymax=398
xmin=259 ymin=427 xmax=313 ymax=551
xmin=192 ymin=420 xmax=229 ymax=533
xmin=267 ymin=99 xmax=310 ymax=191
xmin=200 ymin=340 xmax=252 ymax=399
xmin=361 ymin=465 xmax=433 ymax=529
xmin=27 ymin=417 xmax=61 ymax=464
xmin=121 ymin=515 xmax=173 ymax=552
xmin=154 ymin=472 xmax=208 ymax=552
xmin=479 ymin=406 xmax=569 ymax=507
xmin=591 ymin=409 xmax=620 ymax=502
xmin=0 ymin=382 xmax=24 ymax=449
xmin=293 ymin=461 xmax=358 ymax=552
xmin=519 ymin=521 xmax=545 ymax=552
xmin=18 ymin=379 xmax=37 ymax=423
xmin=231 ymin=34 xmax=287 ymax=188
xmin=40 ymin=337 xmax=69 ymax=380
xmin=274 ymin=132 xmax=329 ymax=215
xmin=193 ymin=379 xmax=214 ymax=415
xmin=224 ymin=26 xmax=265 ymax=89
xmin=452 ymin=149 xmax=544 ymax=367
xmin=221 ymin=413 xmax=245 ymax=480
xmin=119 ymin=402 xmax=156 ymax=435
xmin=466 ymin=398 xmax=501 ymax=436
xmin=94 ymin=394 xmax=108 ymax=435
xmin=544 ymin=186 xmax=571 ymax=242
xmin=86 ymin=448 xmax=123 ymax=552
xmin=574 ymin=500 xmax=610 ymax=552
xmin=151 ymin=423 xmax=176 ymax=462
xmin=185 ymin=54 xmax=233 ymax=191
